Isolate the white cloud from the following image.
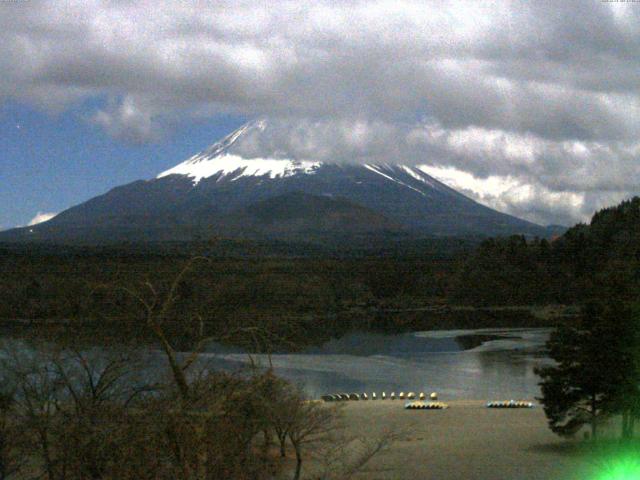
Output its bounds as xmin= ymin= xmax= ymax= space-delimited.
xmin=27 ymin=212 xmax=57 ymax=226
xmin=2 ymin=1 xmax=639 ymax=141
xmin=222 ymin=118 xmax=640 ymax=224
xmin=1 ymin=0 xmax=639 ymax=224
xmin=418 ymin=165 xmax=587 ymax=226
xmin=91 ymin=96 xmax=161 ymax=143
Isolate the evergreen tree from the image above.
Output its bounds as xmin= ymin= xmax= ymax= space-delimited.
xmin=536 ymin=301 xmax=640 ymax=440
xmin=601 ymin=301 xmax=640 ymax=439
xmin=536 ymin=327 xmax=604 ymax=438
xmin=536 ymin=305 xmax=618 ymax=439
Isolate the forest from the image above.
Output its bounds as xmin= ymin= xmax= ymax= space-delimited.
xmin=1 ymin=197 xmax=640 ymax=349
xmin=0 ymin=198 xmax=639 ymax=479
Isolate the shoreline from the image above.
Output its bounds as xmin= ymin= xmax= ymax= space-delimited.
xmin=325 ymin=400 xmax=599 ymax=480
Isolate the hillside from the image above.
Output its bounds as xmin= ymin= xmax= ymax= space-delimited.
xmin=0 ymin=121 xmax=558 ymax=244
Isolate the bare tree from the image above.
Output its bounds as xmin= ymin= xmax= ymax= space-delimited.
xmin=121 ymin=257 xmax=298 ymax=402
xmin=287 ymin=400 xmax=341 ymax=480
xmin=251 ymin=370 xmax=298 ymax=458
xmin=119 ymin=257 xmax=211 ymax=401
xmin=0 ymin=389 xmax=24 ymax=480
xmin=50 ymin=348 xmax=151 ymax=480
xmin=2 ymin=346 xmax=67 ymax=480
xmin=313 ymin=428 xmax=400 ymax=480
xmin=0 ymin=342 xmax=156 ymax=480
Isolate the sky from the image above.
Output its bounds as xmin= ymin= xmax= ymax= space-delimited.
xmin=1 ymin=0 xmax=639 ymax=229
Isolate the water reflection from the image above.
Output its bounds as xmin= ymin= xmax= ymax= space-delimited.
xmin=198 ymin=328 xmax=552 ymax=400
xmin=0 ymin=328 xmax=551 ymax=401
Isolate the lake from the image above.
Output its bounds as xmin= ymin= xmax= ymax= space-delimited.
xmin=0 ymin=327 xmax=552 ymax=401
xmin=196 ymin=327 xmax=552 ymax=401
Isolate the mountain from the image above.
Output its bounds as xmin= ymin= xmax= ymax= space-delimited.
xmin=0 ymin=120 xmax=559 ymax=244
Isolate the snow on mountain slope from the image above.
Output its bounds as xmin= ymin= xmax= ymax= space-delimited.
xmin=157 ymin=120 xmax=452 ymax=200
xmin=0 ymin=119 xmax=556 ymax=244
xmin=363 ymin=164 xmax=448 ymax=198
xmin=158 ymin=119 xmax=320 ymax=184
xmin=158 ymin=154 xmax=322 ymax=185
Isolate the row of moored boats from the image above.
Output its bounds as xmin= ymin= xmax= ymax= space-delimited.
xmin=321 ymin=393 xmax=535 ymax=409
xmin=321 ymin=391 xmax=438 ymax=402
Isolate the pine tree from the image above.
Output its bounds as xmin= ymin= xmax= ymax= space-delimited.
xmin=535 ymin=303 xmax=626 ymax=439
xmin=600 ymin=301 xmax=640 ymax=440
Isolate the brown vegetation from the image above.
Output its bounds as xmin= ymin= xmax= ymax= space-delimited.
xmin=0 ymin=258 xmax=396 ymax=479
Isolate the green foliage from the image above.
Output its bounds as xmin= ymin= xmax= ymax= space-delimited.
xmin=523 ymin=198 xmax=640 ymax=441
xmin=536 ymin=323 xmax=607 ymax=438
xmin=537 ymin=300 xmax=640 ymax=440
xmin=3 ymin=196 xmax=640 ymax=343
xmin=452 ymin=196 xmax=640 ymax=306
xmin=452 ymin=235 xmax=561 ymax=305
xmin=0 ymin=245 xmax=464 ymax=349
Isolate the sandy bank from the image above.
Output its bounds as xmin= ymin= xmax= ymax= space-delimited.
xmin=333 ymin=400 xmax=599 ymax=480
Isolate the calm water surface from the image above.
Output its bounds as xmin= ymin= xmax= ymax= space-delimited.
xmin=198 ymin=328 xmax=552 ymax=400
xmin=1 ymin=327 xmax=552 ymax=401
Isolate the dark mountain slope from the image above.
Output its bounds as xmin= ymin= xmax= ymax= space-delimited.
xmin=0 ymin=121 xmax=559 ymax=244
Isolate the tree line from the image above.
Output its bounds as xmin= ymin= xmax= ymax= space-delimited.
xmin=5 ymin=197 xmax=640 ymax=320
xmin=535 ymin=198 xmax=640 ymax=441
xmin=0 ymin=259 xmax=396 ymax=479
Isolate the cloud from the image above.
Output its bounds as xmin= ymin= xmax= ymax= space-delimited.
xmin=91 ymin=96 xmax=161 ymax=143
xmin=418 ymin=165 xmax=597 ymax=227
xmin=2 ymin=1 xmax=639 ymax=141
xmin=28 ymin=212 xmax=57 ymax=226
xmin=225 ymin=118 xmax=640 ymax=224
xmin=0 ymin=0 xmax=639 ymax=224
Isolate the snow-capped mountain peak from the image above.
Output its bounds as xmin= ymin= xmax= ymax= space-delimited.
xmin=158 ymin=154 xmax=322 ymax=185
xmin=157 ymin=120 xmax=444 ymax=191
xmin=1 ymin=119 xmax=554 ymax=244
xmin=197 ymin=118 xmax=266 ymax=160
xmin=157 ymin=120 xmax=322 ymax=184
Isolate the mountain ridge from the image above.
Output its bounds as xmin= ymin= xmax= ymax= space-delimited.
xmin=0 ymin=121 xmax=562 ymax=244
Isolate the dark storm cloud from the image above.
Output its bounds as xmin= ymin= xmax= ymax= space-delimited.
xmin=1 ymin=0 xmax=639 ymax=224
